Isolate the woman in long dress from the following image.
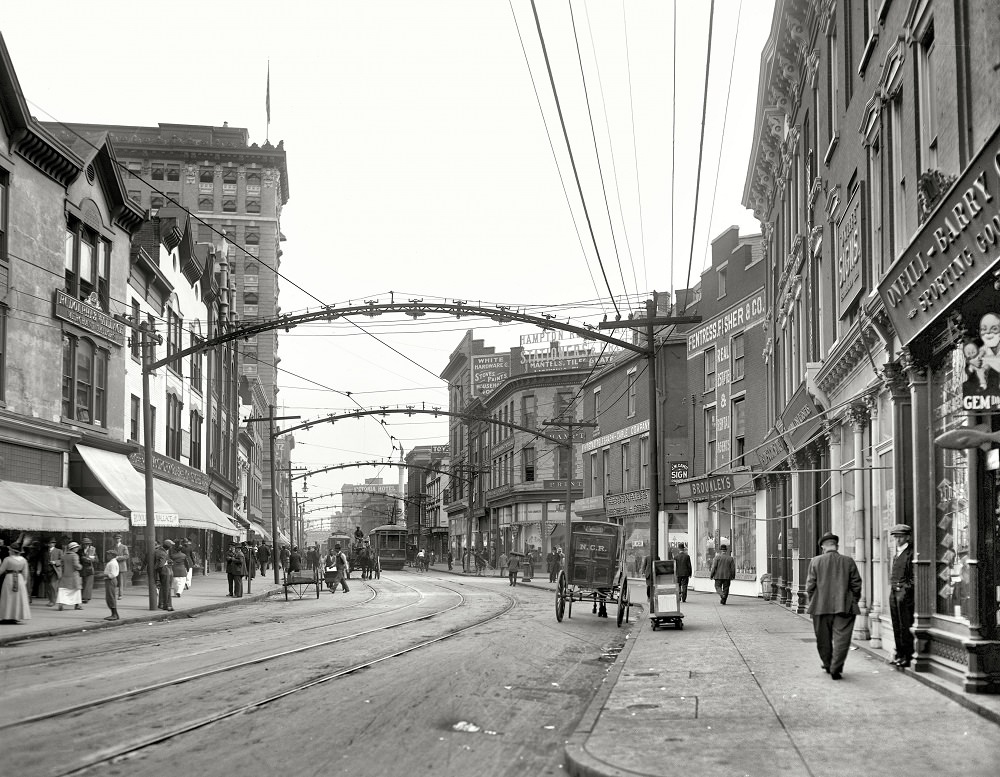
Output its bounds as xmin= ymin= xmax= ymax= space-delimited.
xmin=56 ymin=541 xmax=83 ymax=611
xmin=0 ymin=542 xmax=31 ymax=623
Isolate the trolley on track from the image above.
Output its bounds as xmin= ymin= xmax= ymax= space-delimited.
xmin=554 ymin=520 xmax=633 ymax=627
xmin=283 ymin=568 xmax=321 ymax=600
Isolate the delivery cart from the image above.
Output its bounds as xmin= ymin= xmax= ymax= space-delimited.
xmin=649 ymin=558 xmax=683 ymax=630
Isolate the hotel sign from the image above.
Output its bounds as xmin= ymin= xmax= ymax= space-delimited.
xmin=54 ymin=290 xmax=127 ymax=346
xmin=878 ymin=124 xmax=1000 ymax=346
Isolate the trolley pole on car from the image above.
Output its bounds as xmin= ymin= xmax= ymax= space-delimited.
xmin=542 ymin=419 xmax=597 ymax=572
xmin=600 ymin=298 xmax=701 ymax=601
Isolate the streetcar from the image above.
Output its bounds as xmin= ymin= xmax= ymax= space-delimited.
xmin=369 ymin=523 xmax=408 ymax=571
xmin=327 ymin=533 xmax=352 ymax=555
xmin=554 ymin=520 xmax=633 ymax=627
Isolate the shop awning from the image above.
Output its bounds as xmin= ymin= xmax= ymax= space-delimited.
xmin=248 ymin=519 xmax=272 ymax=541
xmin=76 ymin=445 xmax=178 ymax=525
xmin=0 ymin=481 xmax=128 ymax=533
xmin=155 ymin=480 xmax=240 ymax=537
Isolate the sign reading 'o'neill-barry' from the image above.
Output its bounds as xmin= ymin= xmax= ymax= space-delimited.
xmin=877 ymin=123 xmax=1000 ymax=346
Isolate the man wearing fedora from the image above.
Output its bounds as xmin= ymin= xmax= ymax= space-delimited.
xmin=806 ymin=531 xmax=862 ymax=680
xmin=888 ymin=523 xmax=915 ymax=667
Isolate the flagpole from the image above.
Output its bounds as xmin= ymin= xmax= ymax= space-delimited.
xmin=265 ymin=60 xmax=271 ymax=142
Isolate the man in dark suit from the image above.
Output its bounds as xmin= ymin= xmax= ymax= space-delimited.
xmin=673 ymin=543 xmax=693 ymax=603
xmin=888 ymin=523 xmax=915 ymax=668
xmin=806 ymin=532 xmax=862 ymax=680
xmin=709 ymin=545 xmax=736 ymax=604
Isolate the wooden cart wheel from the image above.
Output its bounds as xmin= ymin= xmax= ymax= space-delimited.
xmin=284 ymin=585 xmax=289 ymax=602
xmin=555 ymin=570 xmax=567 ymax=622
xmin=616 ymin=577 xmax=630 ymax=627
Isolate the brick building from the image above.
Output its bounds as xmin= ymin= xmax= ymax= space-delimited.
xmin=679 ymin=227 xmax=766 ymax=599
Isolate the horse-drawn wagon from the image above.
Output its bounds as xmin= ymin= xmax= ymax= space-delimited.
xmin=554 ymin=520 xmax=633 ymax=627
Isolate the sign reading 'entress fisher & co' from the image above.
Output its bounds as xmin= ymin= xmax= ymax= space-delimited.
xmin=877 ymin=124 xmax=1000 ymax=346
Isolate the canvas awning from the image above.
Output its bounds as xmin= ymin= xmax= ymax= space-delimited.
xmin=76 ymin=445 xmax=178 ymax=525
xmin=0 ymin=480 xmax=128 ymax=533
xmin=248 ymin=519 xmax=272 ymax=541
xmin=155 ymin=479 xmax=240 ymax=537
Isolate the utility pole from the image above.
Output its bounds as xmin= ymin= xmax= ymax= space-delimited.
xmin=245 ymin=407 xmax=301 ymax=583
xmin=140 ymin=320 xmax=162 ymax=610
xmin=542 ymin=418 xmax=597 ymax=565
xmin=600 ymin=298 xmax=700 ymax=595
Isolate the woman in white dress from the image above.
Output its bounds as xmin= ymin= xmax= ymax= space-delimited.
xmin=56 ymin=541 xmax=83 ymax=611
xmin=0 ymin=542 xmax=31 ymax=623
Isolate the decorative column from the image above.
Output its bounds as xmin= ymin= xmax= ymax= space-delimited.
xmin=902 ymin=348 xmax=933 ymax=670
xmin=790 ymin=452 xmax=809 ymax=613
xmin=847 ymin=400 xmax=871 ymax=640
xmin=765 ymin=474 xmax=780 ymax=602
xmin=779 ymin=473 xmax=792 ymax=607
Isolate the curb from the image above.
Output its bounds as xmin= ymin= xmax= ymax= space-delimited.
xmin=563 ymin=606 xmax=648 ymax=777
xmin=0 ymin=586 xmax=281 ymax=647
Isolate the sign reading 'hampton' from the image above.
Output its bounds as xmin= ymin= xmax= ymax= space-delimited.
xmin=877 ymin=124 xmax=1000 ymax=345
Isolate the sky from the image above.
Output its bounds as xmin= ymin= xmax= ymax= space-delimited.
xmin=2 ymin=0 xmax=776 ymax=523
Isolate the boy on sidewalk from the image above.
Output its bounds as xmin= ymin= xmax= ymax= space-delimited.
xmin=103 ymin=549 xmax=120 ymax=621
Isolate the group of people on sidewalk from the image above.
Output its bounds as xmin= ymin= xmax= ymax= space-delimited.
xmin=0 ymin=533 xmax=135 ymax=624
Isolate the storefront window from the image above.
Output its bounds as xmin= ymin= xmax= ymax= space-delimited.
xmin=696 ymin=504 xmax=717 ymax=573
xmin=932 ymin=351 xmax=971 ymax=621
xmin=732 ymin=495 xmax=755 ymax=574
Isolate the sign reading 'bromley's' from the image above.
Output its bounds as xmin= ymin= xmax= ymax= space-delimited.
xmin=878 ymin=125 xmax=1000 ymax=345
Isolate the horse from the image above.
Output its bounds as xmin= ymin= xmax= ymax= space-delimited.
xmin=354 ymin=543 xmax=376 ymax=580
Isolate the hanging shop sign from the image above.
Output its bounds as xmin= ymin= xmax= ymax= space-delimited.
xmin=675 ymin=471 xmax=754 ymax=502
xmin=776 ymin=383 xmax=824 ymax=453
xmin=878 ymin=123 xmax=1000 ymax=346
xmin=471 ymin=353 xmax=510 ymax=398
xmin=755 ymin=429 xmax=791 ymax=468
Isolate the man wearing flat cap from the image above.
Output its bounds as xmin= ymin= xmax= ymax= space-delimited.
xmin=806 ymin=532 xmax=862 ymax=680
xmin=888 ymin=524 xmax=915 ymax=667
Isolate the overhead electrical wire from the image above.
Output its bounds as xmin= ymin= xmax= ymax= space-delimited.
xmin=507 ymin=0 xmax=606 ymax=313
xmin=568 ymin=0 xmax=631 ymax=303
xmin=528 ymin=0 xmax=621 ymax=317
xmin=682 ymin=0 xmax=717 ymax=295
xmin=701 ymin=0 xmax=743 ymax=271
xmin=621 ymin=0 xmax=648 ymax=293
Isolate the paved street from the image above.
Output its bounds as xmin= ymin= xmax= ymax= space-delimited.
xmin=3 ymin=567 xmax=998 ymax=777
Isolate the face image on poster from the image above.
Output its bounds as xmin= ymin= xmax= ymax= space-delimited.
xmin=961 ymin=311 xmax=1000 ymax=411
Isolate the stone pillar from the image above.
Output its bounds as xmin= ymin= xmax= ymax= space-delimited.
xmin=791 ymin=452 xmax=809 ymax=614
xmin=903 ymin=348 xmax=933 ymax=670
xmin=847 ymin=401 xmax=871 ymax=640
xmin=765 ymin=475 xmax=780 ymax=601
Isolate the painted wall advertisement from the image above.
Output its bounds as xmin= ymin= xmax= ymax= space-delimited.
xmin=471 ymin=353 xmax=510 ymax=398
xmin=838 ymin=182 xmax=865 ymax=315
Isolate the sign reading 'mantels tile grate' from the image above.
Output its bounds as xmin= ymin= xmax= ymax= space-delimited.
xmin=878 ymin=124 xmax=1000 ymax=346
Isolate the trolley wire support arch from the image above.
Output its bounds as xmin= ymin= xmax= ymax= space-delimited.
xmin=143 ymin=298 xmax=700 ymax=606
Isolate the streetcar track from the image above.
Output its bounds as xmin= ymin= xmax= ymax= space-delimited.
xmin=48 ymin=580 xmax=516 ymax=777
xmin=0 ymin=578 xmax=467 ymax=734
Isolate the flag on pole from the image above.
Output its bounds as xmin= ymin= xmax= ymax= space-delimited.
xmin=266 ymin=61 xmax=271 ymax=126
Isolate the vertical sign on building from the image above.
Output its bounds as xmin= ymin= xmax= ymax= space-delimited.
xmin=686 ymin=290 xmax=766 ymax=471
xmin=471 ymin=354 xmax=510 ymax=398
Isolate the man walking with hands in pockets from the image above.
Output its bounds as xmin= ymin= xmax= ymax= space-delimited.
xmin=806 ymin=532 xmax=862 ymax=680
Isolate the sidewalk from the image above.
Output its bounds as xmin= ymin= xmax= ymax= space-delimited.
xmin=0 ymin=570 xmax=284 ymax=647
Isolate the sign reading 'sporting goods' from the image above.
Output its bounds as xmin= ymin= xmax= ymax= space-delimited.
xmin=878 ymin=124 xmax=1000 ymax=345
xmin=471 ymin=354 xmax=510 ymax=398
xmin=838 ymin=183 xmax=865 ymax=314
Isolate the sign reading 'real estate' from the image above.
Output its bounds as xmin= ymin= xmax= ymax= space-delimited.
xmin=878 ymin=124 xmax=1000 ymax=346
xmin=471 ymin=353 xmax=510 ymax=398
